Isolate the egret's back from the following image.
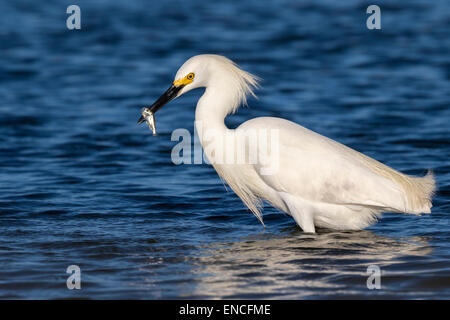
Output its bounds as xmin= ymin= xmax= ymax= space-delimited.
xmin=237 ymin=117 xmax=436 ymax=220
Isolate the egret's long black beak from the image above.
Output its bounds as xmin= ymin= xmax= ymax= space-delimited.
xmin=138 ymin=84 xmax=184 ymax=124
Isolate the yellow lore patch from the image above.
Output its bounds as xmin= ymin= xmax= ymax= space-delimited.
xmin=173 ymin=72 xmax=195 ymax=86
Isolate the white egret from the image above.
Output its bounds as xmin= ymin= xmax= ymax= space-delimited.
xmin=139 ymin=54 xmax=435 ymax=233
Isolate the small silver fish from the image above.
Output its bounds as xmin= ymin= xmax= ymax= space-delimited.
xmin=139 ymin=107 xmax=157 ymax=135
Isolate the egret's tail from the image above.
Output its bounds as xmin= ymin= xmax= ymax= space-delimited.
xmin=351 ymin=146 xmax=436 ymax=214
xmin=406 ymin=170 xmax=436 ymax=214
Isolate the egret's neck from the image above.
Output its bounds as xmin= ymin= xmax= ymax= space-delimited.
xmin=195 ymin=86 xmax=233 ymax=137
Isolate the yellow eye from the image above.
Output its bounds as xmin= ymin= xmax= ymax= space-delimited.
xmin=186 ymin=73 xmax=195 ymax=80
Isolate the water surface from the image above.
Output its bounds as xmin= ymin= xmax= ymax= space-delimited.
xmin=0 ymin=0 xmax=449 ymax=299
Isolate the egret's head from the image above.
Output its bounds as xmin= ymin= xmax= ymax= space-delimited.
xmin=138 ymin=54 xmax=259 ymax=123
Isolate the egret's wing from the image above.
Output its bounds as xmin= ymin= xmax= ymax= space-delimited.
xmin=239 ymin=117 xmax=409 ymax=212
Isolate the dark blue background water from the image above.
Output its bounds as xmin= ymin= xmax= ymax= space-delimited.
xmin=0 ymin=0 xmax=449 ymax=299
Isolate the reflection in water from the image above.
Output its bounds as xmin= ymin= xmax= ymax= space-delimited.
xmin=184 ymin=229 xmax=431 ymax=298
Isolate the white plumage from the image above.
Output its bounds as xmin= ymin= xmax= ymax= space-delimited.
xmin=148 ymin=54 xmax=436 ymax=233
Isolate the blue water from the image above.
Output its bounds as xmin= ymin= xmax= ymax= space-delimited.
xmin=0 ymin=0 xmax=449 ymax=299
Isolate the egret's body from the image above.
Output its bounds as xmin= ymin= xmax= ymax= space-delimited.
xmin=142 ymin=54 xmax=435 ymax=233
